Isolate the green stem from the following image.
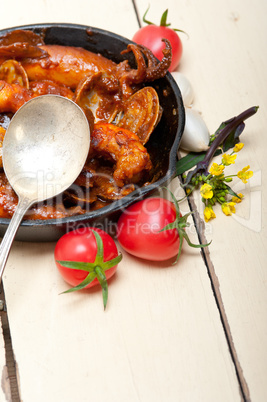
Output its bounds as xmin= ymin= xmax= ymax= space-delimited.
xmin=223 ymin=174 xmax=237 ymax=179
xmin=95 ymin=266 xmax=108 ymax=310
xmin=201 ymin=107 xmax=258 ymax=171
xmin=185 ymin=106 xmax=258 ymax=185
xmin=143 ymin=5 xmax=154 ymax=25
xmin=160 ymin=9 xmax=171 ymax=27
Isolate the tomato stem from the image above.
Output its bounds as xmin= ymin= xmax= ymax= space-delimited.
xmin=142 ymin=5 xmax=154 ymax=25
xmin=160 ymin=9 xmax=171 ymax=27
xmin=60 ymin=271 xmax=97 ymax=293
xmin=95 ymin=266 xmax=108 ymax=310
xmin=160 ymin=187 xmax=211 ymax=263
xmin=142 ymin=5 xmax=187 ymax=35
xmin=58 ymin=230 xmax=122 ymax=309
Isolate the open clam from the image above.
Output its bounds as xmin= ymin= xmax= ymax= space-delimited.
xmin=0 ymin=59 xmax=29 ymax=88
xmin=73 ymin=71 xmax=120 ymax=124
xmin=75 ymin=77 xmax=162 ymax=145
xmin=117 ymin=87 xmax=162 ymax=144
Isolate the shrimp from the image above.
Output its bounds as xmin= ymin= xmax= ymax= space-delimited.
xmin=90 ymin=122 xmax=152 ymax=187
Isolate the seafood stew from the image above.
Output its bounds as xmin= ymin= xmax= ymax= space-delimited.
xmin=0 ymin=24 xmax=184 ymax=241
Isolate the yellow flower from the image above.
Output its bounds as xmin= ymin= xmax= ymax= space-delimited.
xmin=209 ymin=163 xmax=225 ymax=176
xmin=237 ymin=166 xmax=253 ymax=183
xmin=200 ymin=183 xmax=213 ymax=199
xmin=233 ymin=143 xmax=244 ymax=152
xmin=232 ymin=193 xmax=243 ymax=203
xmin=204 ymin=206 xmax=216 ymax=222
xmin=222 ymin=153 xmax=237 ymax=166
xmin=222 ymin=202 xmax=236 ymax=216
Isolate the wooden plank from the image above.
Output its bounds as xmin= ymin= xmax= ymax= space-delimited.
xmin=134 ymin=0 xmax=267 ymax=400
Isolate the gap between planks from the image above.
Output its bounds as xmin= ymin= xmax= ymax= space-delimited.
xmin=187 ymin=192 xmax=250 ymax=402
xmin=0 ymin=283 xmax=21 ymax=402
xmin=131 ymin=0 xmax=142 ymax=28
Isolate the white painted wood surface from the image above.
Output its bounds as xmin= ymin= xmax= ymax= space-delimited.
xmin=3 ymin=215 xmax=241 ymax=402
xmin=0 ymin=0 xmax=266 ymax=401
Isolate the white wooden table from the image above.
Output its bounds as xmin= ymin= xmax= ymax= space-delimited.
xmin=0 ymin=1 xmax=266 ymax=401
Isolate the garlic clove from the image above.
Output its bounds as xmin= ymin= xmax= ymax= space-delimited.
xmin=171 ymin=72 xmax=194 ymax=107
xmin=179 ymin=108 xmax=210 ymax=153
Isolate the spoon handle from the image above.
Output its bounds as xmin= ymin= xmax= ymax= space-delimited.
xmin=0 ymin=198 xmax=32 ymax=282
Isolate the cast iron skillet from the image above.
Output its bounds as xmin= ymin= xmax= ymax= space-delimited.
xmin=0 ymin=23 xmax=185 ymax=242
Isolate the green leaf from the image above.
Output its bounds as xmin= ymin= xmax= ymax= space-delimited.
xmin=160 ymin=9 xmax=171 ymax=27
xmin=224 ymin=184 xmax=242 ymax=199
xmin=172 ymin=28 xmax=188 ymax=35
xmin=102 ymin=253 xmax=122 ymax=271
xmin=142 ymin=5 xmax=186 ymax=35
xmin=159 ymin=187 xmax=210 ymax=264
xmin=176 ymin=150 xmax=222 ymax=177
xmin=168 ymin=186 xmax=181 ymax=219
xmin=222 ymin=122 xmax=245 ymax=152
xmin=211 ymin=117 xmax=245 ymax=152
xmin=58 ymin=229 xmax=122 ymax=310
xmin=159 ymin=221 xmax=179 ymax=231
xmin=93 ymin=230 xmax=104 ymax=266
xmin=212 ymin=119 xmax=232 ymax=139
xmin=176 ymin=152 xmax=207 ymax=176
xmin=56 ymin=260 xmax=94 ymax=272
xmin=182 ymin=231 xmax=211 ymax=249
xmin=95 ymin=266 xmax=108 ymax=310
xmin=175 ymin=238 xmax=183 ymax=263
xmin=61 ymin=271 xmax=97 ymax=293
xmin=143 ymin=5 xmax=154 ymax=25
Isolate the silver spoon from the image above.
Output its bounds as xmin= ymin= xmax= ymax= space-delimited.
xmin=0 ymin=95 xmax=90 ymax=281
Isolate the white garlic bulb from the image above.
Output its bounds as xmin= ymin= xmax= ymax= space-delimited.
xmin=179 ymin=108 xmax=210 ymax=152
xmin=171 ymin=72 xmax=194 ymax=107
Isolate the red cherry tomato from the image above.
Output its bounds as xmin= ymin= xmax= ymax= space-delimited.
xmin=117 ymin=197 xmax=181 ymax=262
xmin=54 ymin=227 xmax=122 ymax=309
xmin=132 ymin=7 xmax=184 ymax=72
xmin=133 ymin=25 xmax=182 ymax=72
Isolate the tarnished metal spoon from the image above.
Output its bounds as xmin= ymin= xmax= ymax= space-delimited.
xmin=0 ymin=95 xmax=90 ymax=281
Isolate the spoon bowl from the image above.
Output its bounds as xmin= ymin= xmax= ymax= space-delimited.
xmin=0 ymin=95 xmax=90 ymax=280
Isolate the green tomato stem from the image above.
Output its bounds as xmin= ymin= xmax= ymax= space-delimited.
xmin=143 ymin=5 xmax=154 ymax=25
xmin=58 ymin=230 xmax=122 ymax=309
xmin=95 ymin=266 xmax=108 ymax=310
xmin=160 ymin=9 xmax=171 ymax=27
xmin=142 ymin=5 xmax=187 ymax=34
xmin=160 ymin=187 xmax=211 ymax=263
xmin=61 ymin=271 xmax=97 ymax=294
